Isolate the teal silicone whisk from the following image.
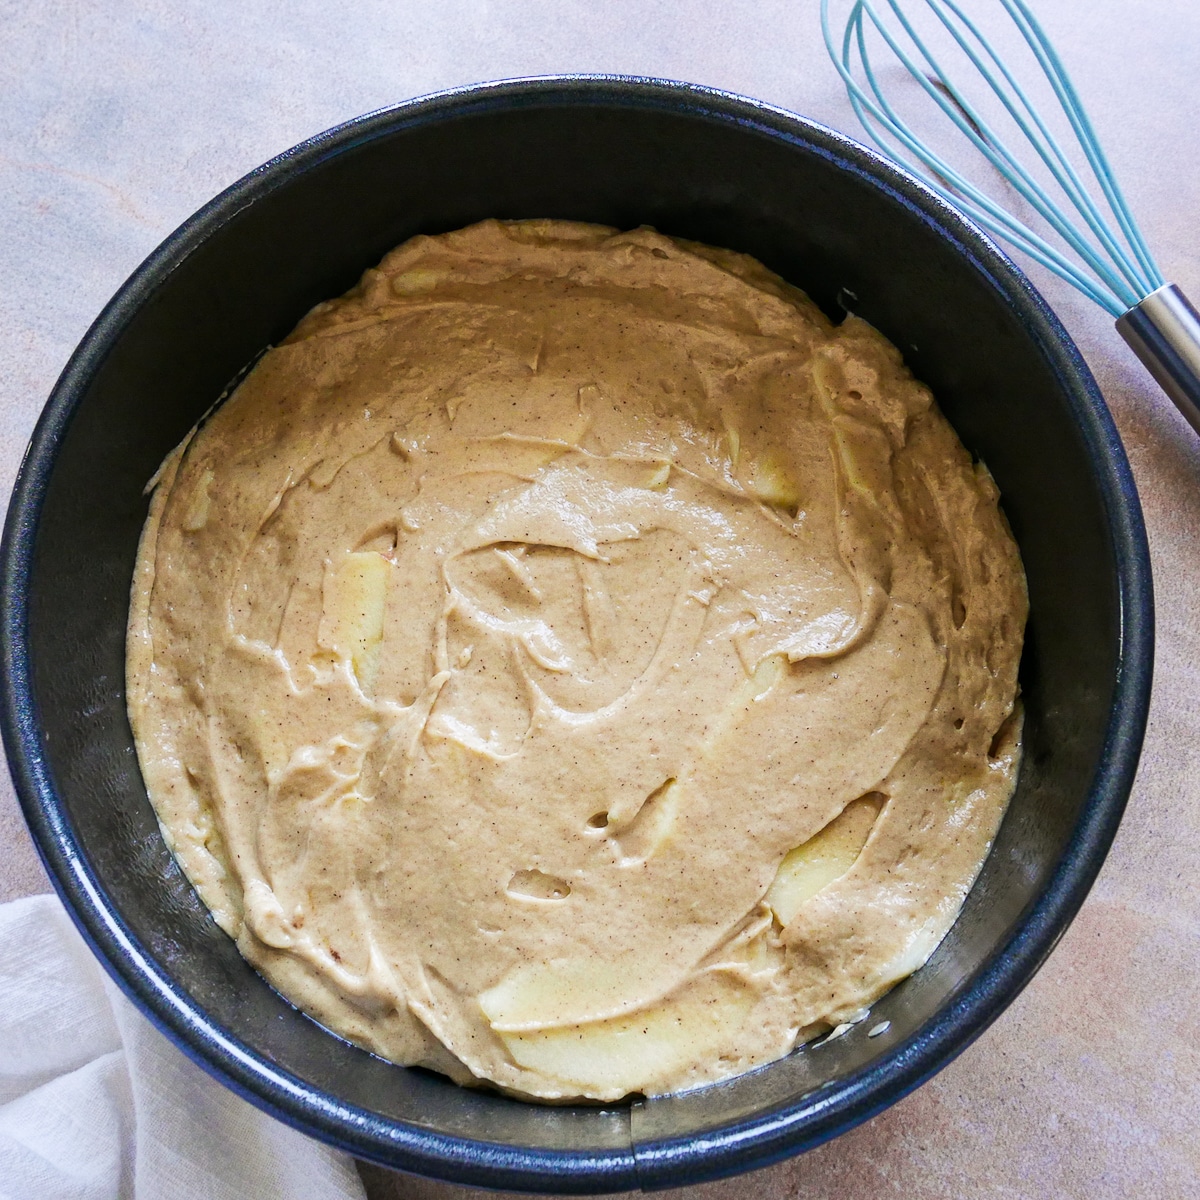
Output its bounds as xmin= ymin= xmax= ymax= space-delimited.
xmin=823 ymin=0 xmax=1200 ymax=435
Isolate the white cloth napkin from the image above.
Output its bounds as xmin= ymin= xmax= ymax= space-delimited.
xmin=0 ymin=893 xmax=368 ymax=1200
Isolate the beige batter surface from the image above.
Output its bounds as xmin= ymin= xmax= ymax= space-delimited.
xmin=127 ymin=219 xmax=1025 ymax=1101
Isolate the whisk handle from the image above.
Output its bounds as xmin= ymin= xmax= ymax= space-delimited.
xmin=1116 ymin=284 xmax=1200 ymax=437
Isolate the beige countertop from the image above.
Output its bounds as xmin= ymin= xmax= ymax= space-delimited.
xmin=2 ymin=1 xmax=1198 ymax=1196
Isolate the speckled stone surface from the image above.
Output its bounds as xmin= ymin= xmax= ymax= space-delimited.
xmin=3 ymin=2 xmax=1198 ymax=1196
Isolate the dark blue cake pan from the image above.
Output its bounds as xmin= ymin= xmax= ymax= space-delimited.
xmin=0 ymin=77 xmax=1152 ymax=1191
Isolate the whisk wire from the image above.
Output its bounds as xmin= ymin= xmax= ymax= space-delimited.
xmin=834 ymin=1 xmax=1127 ymax=311
xmin=822 ymin=0 xmax=1164 ymax=316
xmin=857 ymin=0 xmax=1136 ymax=306
xmin=998 ymin=0 xmax=1162 ymax=288
xmin=826 ymin=0 xmax=1200 ymax=438
xmin=920 ymin=0 xmax=1156 ymax=299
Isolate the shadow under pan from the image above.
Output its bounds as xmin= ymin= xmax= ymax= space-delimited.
xmin=0 ymin=77 xmax=1152 ymax=1192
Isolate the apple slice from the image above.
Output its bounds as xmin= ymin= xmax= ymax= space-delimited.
xmin=319 ymin=551 xmax=390 ymax=691
xmin=613 ymin=777 xmax=680 ymax=862
xmin=765 ymin=792 xmax=885 ymax=926
xmin=480 ymin=957 xmax=666 ymax=1032
xmin=181 ymin=466 xmax=215 ymax=532
xmin=494 ymin=970 xmax=755 ymax=1097
xmin=644 ymin=459 xmax=672 ymax=489
xmin=748 ymin=453 xmax=802 ymax=513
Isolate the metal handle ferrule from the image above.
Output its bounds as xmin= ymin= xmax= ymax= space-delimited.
xmin=1116 ymin=283 xmax=1200 ymax=436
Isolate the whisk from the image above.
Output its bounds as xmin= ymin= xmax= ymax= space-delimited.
xmin=822 ymin=0 xmax=1200 ymax=436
